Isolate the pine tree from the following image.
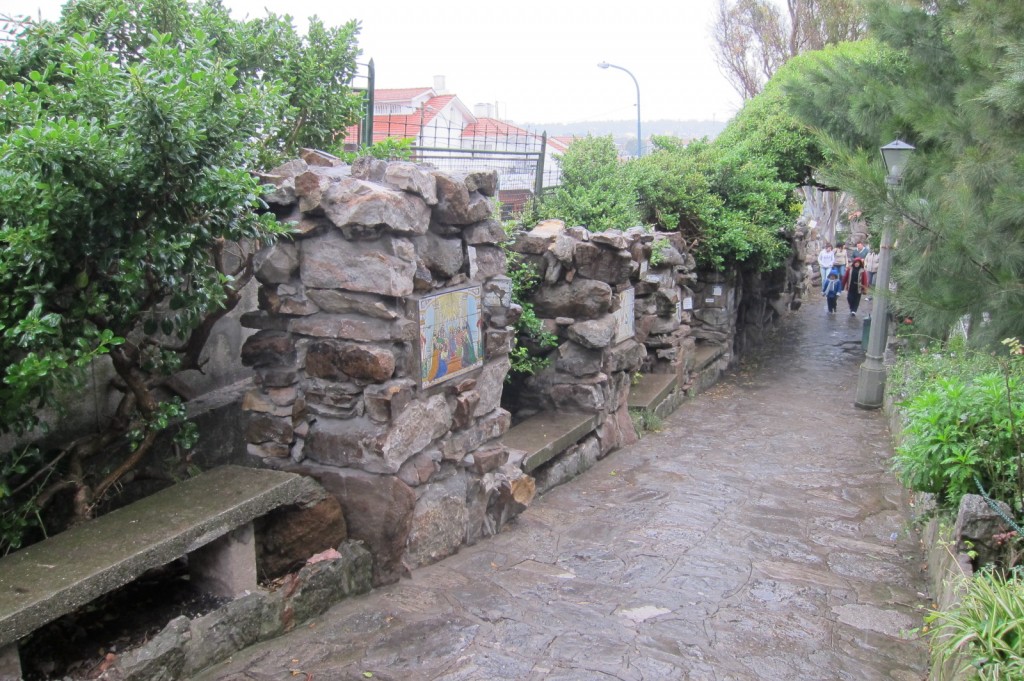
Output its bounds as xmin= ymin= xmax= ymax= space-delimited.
xmin=780 ymin=0 xmax=1024 ymax=346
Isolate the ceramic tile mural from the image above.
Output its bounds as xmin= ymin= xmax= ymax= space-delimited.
xmin=419 ymin=285 xmax=485 ymax=388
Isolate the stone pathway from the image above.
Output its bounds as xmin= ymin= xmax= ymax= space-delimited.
xmin=195 ymin=301 xmax=930 ymax=680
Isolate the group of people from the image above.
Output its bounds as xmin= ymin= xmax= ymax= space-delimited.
xmin=817 ymin=240 xmax=879 ymax=316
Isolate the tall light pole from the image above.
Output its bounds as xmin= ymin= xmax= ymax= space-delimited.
xmin=597 ymin=62 xmax=642 ymax=157
xmin=854 ymin=139 xmax=915 ymax=410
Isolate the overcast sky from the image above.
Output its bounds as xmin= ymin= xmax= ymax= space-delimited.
xmin=9 ymin=0 xmax=743 ymax=125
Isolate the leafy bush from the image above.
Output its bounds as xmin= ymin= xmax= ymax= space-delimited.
xmin=540 ymin=124 xmax=800 ymax=272
xmin=630 ymin=137 xmax=794 ymax=271
xmin=926 ymin=568 xmax=1024 ymax=680
xmin=539 ymin=135 xmax=641 ymax=232
xmin=890 ymin=340 xmax=1024 ymax=513
xmin=0 ymin=0 xmax=362 ymax=548
xmin=338 ymin=137 xmax=414 ymax=164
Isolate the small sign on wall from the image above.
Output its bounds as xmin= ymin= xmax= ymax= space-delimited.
xmin=418 ymin=284 xmax=485 ymax=388
xmin=683 ymin=297 xmax=693 ymax=310
xmin=613 ymin=288 xmax=635 ymax=344
xmin=713 ymin=285 xmax=724 ymax=296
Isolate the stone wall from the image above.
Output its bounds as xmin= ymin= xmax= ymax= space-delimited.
xmin=242 ymin=153 xmax=534 ymax=586
xmin=504 ymin=219 xmax=808 ymax=422
xmin=504 ymin=221 xmax=647 ymax=446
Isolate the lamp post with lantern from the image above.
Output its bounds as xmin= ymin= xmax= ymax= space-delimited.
xmin=854 ymin=139 xmax=915 ymax=409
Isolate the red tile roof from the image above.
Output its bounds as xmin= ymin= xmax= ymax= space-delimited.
xmin=462 ymin=117 xmax=530 ymax=138
xmin=342 ymin=94 xmax=459 ymax=145
xmin=549 ymin=136 xmax=577 ymax=152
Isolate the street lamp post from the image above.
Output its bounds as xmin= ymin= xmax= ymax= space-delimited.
xmin=854 ymin=139 xmax=915 ymax=410
xmin=597 ymin=62 xmax=642 ymax=157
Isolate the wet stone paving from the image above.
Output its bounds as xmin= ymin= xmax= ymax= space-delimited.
xmin=195 ymin=301 xmax=930 ymax=680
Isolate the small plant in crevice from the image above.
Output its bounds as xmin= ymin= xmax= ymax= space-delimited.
xmin=498 ymin=212 xmax=558 ymax=379
xmin=649 ymin=236 xmax=671 ymax=268
xmin=630 ymin=409 xmax=664 ymax=438
xmin=504 ymin=255 xmax=558 ymax=378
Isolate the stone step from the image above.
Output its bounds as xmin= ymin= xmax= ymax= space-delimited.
xmin=503 ymin=411 xmax=598 ymax=473
xmin=689 ymin=343 xmax=730 ymax=396
xmin=692 ymin=343 xmax=727 ymax=370
xmin=627 ymin=373 xmax=678 ymax=415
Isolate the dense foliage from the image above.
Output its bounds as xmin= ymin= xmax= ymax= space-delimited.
xmin=891 ymin=346 xmax=1024 ymax=513
xmin=539 ymin=93 xmax=811 ymax=273
xmin=0 ymin=0 xmax=363 ymax=551
xmin=781 ymin=0 xmax=1024 ymax=346
xmin=888 ymin=338 xmax=1024 ymax=561
xmin=539 ymin=135 xmax=641 ymax=233
xmin=630 ymin=136 xmax=796 ymax=271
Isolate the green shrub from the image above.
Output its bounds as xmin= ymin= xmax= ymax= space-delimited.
xmin=338 ymin=137 xmax=414 ymax=163
xmin=890 ymin=341 xmax=1024 ymax=514
xmin=539 ymin=135 xmax=641 ymax=232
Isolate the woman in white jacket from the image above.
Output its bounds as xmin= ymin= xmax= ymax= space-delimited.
xmin=816 ymin=244 xmax=835 ymax=293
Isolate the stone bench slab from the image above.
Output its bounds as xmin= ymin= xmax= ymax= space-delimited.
xmin=0 ymin=465 xmax=306 ymax=648
xmin=503 ymin=412 xmax=597 ymax=473
xmin=692 ymin=343 xmax=727 ymax=371
xmin=627 ymin=374 xmax=678 ymax=412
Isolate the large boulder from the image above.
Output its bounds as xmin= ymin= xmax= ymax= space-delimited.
xmin=255 ymin=476 xmax=348 ymax=580
xmin=293 ymin=464 xmax=416 ymax=586
xmin=574 ymin=242 xmax=633 ymax=285
xmin=433 ymin=172 xmax=492 ymax=225
xmin=300 ymin=231 xmax=416 ymax=297
xmin=531 ymin=279 xmax=613 ymax=319
xmin=383 ymin=162 xmax=438 ymax=205
xmin=405 ymin=473 xmax=469 ymax=569
xmin=322 ymin=177 xmax=431 ymax=235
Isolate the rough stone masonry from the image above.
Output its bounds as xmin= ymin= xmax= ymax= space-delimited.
xmin=242 ymin=151 xmax=534 ymax=586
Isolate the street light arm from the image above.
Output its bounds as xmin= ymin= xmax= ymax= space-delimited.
xmin=597 ymin=61 xmax=642 ymax=157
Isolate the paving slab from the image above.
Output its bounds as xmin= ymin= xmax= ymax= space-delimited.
xmin=194 ymin=303 xmax=929 ymax=681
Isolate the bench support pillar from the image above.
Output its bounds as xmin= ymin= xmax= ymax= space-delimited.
xmin=0 ymin=643 xmax=21 ymax=680
xmin=189 ymin=522 xmax=258 ymax=598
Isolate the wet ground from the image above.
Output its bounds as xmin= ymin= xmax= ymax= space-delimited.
xmin=195 ymin=299 xmax=930 ymax=681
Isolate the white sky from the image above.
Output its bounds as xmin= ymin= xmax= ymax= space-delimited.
xmin=8 ymin=0 xmax=743 ymax=125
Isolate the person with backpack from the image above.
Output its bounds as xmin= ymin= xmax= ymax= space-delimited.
xmin=823 ymin=269 xmax=843 ymax=314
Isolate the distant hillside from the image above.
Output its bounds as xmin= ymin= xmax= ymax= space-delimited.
xmin=515 ymin=119 xmax=728 ymax=141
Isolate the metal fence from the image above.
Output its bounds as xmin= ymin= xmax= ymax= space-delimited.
xmin=353 ymin=114 xmax=562 ymax=211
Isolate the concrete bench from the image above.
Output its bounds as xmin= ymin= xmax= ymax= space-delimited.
xmin=627 ymin=373 xmax=680 ymax=417
xmin=0 ymin=465 xmax=308 ymax=679
xmin=503 ymin=411 xmax=598 ymax=473
xmin=689 ymin=343 xmax=728 ymax=395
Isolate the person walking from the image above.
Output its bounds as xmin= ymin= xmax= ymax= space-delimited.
xmin=817 ymin=243 xmax=835 ymax=293
xmin=823 ymin=269 xmax=843 ymax=314
xmin=850 ymin=240 xmax=869 ymax=262
xmin=865 ymin=247 xmax=880 ymax=289
xmin=843 ymin=257 xmax=869 ymax=316
xmin=833 ymin=242 xmax=849 ymax=282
